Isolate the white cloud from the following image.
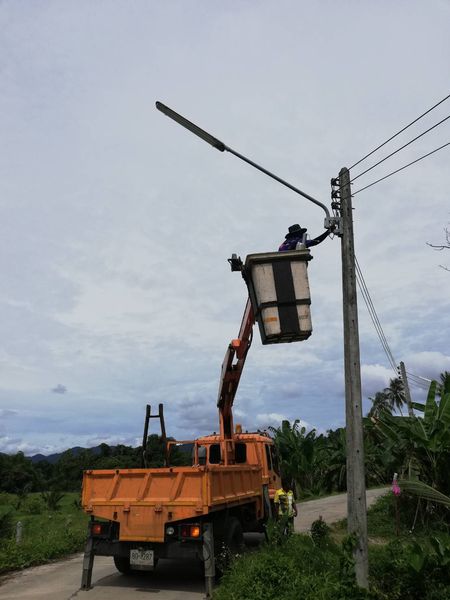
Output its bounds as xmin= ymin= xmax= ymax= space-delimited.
xmin=255 ymin=413 xmax=288 ymax=429
xmin=0 ymin=1 xmax=449 ymax=454
xmin=405 ymin=351 xmax=450 ymax=380
xmin=361 ymin=364 xmax=393 ymax=398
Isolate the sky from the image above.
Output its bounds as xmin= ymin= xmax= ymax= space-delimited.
xmin=1 ymin=0 xmax=450 ymax=456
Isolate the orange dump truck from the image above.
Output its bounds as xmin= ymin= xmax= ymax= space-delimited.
xmin=81 ymin=431 xmax=280 ymax=575
xmin=80 ymin=297 xmax=281 ymax=593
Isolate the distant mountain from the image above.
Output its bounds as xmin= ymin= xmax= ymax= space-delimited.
xmin=29 ymin=445 xmax=105 ymax=464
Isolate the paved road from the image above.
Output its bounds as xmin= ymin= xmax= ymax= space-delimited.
xmin=0 ymin=488 xmax=387 ymax=600
xmin=295 ymin=487 xmax=388 ymax=532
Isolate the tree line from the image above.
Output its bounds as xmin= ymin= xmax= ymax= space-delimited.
xmin=0 ymin=435 xmax=187 ymax=494
xmin=1 ymin=371 xmax=449 ymax=500
xmin=271 ymin=371 xmax=450 ymax=506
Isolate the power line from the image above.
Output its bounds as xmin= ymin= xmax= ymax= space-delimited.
xmin=355 ymin=260 xmax=431 ymax=392
xmin=407 ymin=378 xmax=429 ymax=391
xmin=355 ymin=257 xmax=398 ymax=374
xmin=349 ymin=91 xmax=450 ymax=171
xmin=406 ymin=371 xmax=432 ymax=389
xmin=355 ymin=258 xmax=396 ymax=370
xmin=354 ymin=258 xmax=433 ymax=395
xmin=352 ymin=141 xmax=450 ymax=195
xmin=350 ymin=114 xmax=450 ymax=183
xmin=406 ymin=371 xmax=429 ymax=384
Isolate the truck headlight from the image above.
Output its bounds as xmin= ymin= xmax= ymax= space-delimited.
xmin=166 ymin=526 xmax=175 ymax=536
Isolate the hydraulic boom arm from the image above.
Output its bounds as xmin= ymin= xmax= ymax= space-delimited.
xmin=217 ymin=298 xmax=255 ymax=440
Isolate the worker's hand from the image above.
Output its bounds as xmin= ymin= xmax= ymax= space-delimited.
xmin=293 ymin=509 xmax=298 ymax=518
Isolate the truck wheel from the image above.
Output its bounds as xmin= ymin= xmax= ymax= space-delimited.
xmin=114 ymin=555 xmax=131 ymax=574
xmin=214 ymin=517 xmax=244 ymax=578
xmin=224 ymin=516 xmax=244 ymax=555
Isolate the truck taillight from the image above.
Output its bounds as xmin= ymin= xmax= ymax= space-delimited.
xmin=92 ymin=523 xmax=102 ymax=536
xmin=190 ymin=525 xmax=201 ymax=538
xmin=180 ymin=524 xmax=201 ymax=539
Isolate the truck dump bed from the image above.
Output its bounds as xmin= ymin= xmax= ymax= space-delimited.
xmin=82 ymin=465 xmax=264 ymax=542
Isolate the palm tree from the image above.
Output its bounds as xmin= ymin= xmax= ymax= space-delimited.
xmin=367 ymin=391 xmax=392 ymax=418
xmin=383 ymin=377 xmax=406 ymax=415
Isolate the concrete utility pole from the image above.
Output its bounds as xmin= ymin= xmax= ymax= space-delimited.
xmin=339 ymin=167 xmax=369 ymax=588
xmin=399 ymin=361 xmax=415 ymax=417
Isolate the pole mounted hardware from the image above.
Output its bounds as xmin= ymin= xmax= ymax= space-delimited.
xmin=328 ymin=177 xmax=345 ymax=237
xmin=156 ymin=101 xmax=332 ymax=226
xmin=324 ymin=215 xmax=343 ymax=236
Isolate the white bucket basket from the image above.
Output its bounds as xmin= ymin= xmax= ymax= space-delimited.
xmin=244 ymin=249 xmax=312 ymax=344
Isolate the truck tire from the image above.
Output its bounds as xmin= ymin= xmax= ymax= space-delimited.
xmin=214 ymin=516 xmax=244 ymax=578
xmin=224 ymin=516 xmax=244 ymax=555
xmin=114 ymin=555 xmax=131 ymax=574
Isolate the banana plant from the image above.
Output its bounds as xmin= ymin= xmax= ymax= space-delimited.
xmin=372 ymin=381 xmax=450 ymax=494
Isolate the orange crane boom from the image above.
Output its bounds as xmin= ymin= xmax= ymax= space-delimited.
xmin=217 ymin=297 xmax=254 ymax=441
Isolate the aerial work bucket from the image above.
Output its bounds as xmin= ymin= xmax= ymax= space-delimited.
xmin=244 ymin=249 xmax=313 ymax=345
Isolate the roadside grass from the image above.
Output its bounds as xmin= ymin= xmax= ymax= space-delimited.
xmin=214 ymin=494 xmax=450 ymax=600
xmin=332 ymin=492 xmax=450 ymax=541
xmin=0 ymin=492 xmax=88 ymax=574
xmin=213 ymin=533 xmax=359 ymax=600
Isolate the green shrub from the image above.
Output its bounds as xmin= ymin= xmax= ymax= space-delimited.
xmin=40 ymin=491 xmax=65 ymax=511
xmin=0 ymin=493 xmax=15 ymax=506
xmin=24 ymin=497 xmax=44 ymax=515
xmin=367 ymin=492 xmax=450 ymax=538
xmin=0 ymin=507 xmax=14 ymax=540
xmin=310 ymin=516 xmax=331 ymax=547
xmin=213 ymin=533 xmax=374 ymax=600
xmin=369 ymin=537 xmax=450 ymax=600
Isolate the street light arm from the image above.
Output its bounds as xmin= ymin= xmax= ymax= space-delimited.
xmin=225 ymin=146 xmax=330 ymax=219
xmin=156 ymin=101 xmax=331 ymax=220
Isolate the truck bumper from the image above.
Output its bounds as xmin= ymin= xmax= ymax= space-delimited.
xmin=93 ymin=538 xmax=202 ymax=561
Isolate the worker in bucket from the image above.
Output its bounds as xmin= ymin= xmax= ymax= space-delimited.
xmin=279 ymin=223 xmax=330 ymax=251
xmin=274 ymin=477 xmax=298 ymax=534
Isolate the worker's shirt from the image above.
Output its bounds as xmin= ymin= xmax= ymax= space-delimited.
xmin=279 ymin=230 xmax=329 ymax=251
xmin=274 ymin=488 xmax=295 ymax=517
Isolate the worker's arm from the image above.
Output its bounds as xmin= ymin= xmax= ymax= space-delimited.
xmin=306 ymin=229 xmax=330 ymax=248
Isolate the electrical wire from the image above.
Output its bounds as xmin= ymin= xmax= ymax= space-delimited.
xmin=355 ymin=259 xmax=431 ymax=394
xmin=350 ymin=114 xmax=450 ymax=183
xmin=408 ymin=379 xmax=429 ymax=391
xmin=406 ymin=373 xmax=429 ymax=387
xmin=355 ymin=256 xmax=429 ymax=390
xmin=406 ymin=371 xmax=430 ymax=382
xmin=352 ymin=141 xmax=450 ymax=195
xmin=355 ymin=258 xmax=397 ymax=371
xmin=349 ymin=91 xmax=450 ymax=171
xmin=355 ymin=256 xmax=398 ymax=374
xmin=352 ymin=253 xmax=434 ymax=401
xmin=405 ymin=371 xmax=431 ymax=390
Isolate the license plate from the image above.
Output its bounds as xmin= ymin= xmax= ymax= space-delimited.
xmin=130 ymin=548 xmax=154 ymax=570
